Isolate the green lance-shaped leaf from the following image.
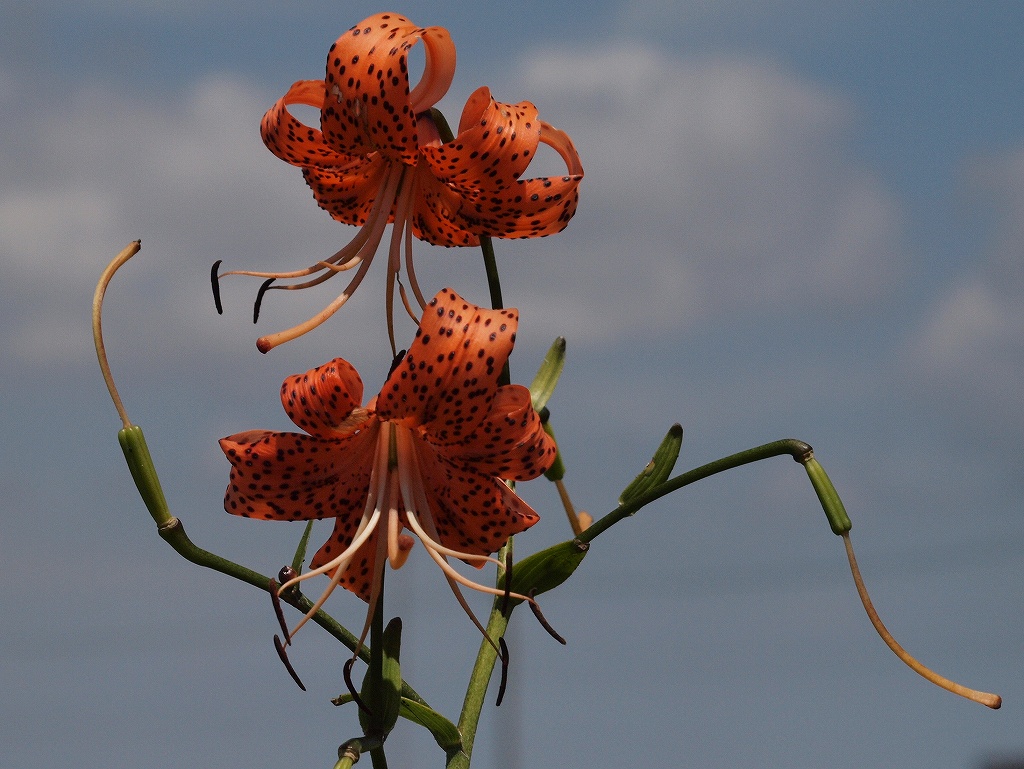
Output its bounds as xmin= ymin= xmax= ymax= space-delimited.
xmin=618 ymin=424 xmax=684 ymax=505
xmin=290 ymin=520 xmax=315 ymax=575
xmin=498 ymin=539 xmax=589 ymax=607
xmin=360 ymin=617 xmax=404 ymax=739
xmin=529 ymin=337 xmax=566 ymax=412
xmin=398 ymin=698 xmax=463 ymax=754
xmin=117 ymin=425 xmax=174 ymax=528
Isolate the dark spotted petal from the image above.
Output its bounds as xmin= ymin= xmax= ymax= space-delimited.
xmin=420 ymin=87 xmax=540 ymax=193
xmin=303 ymin=157 xmax=390 ymax=227
xmin=459 ymin=174 xmax=582 ymax=238
xmin=309 ymin=517 xmax=381 ymax=601
xmin=376 ymin=288 xmax=517 ymax=445
xmin=320 ymin=12 xmax=455 ymax=166
xmin=219 ymin=428 xmax=377 ymax=522
xmin=417 ymin=88 xmax=584 ymax=241
xmin=261 ymin=79 xmax=359 ymax=169
xmin=451 ymin=384 xmax=557 ymax=480
xmin=416 ymin=443 xmax=540 ymax=557
xmin=280 ymin=358 xmax=366 ymax=438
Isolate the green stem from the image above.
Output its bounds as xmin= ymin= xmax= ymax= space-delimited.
xmin=479 ymin=235 xmax=512 ymax=389
xmin=335 ymin=736 xmax=385 ymax=769
xmin=450 ymin=539 xmax=514 ymax=769
xmin=479 ymin=236 xmax=504 ymax=311
xmin=155 ymin=515 xmax=430 ymax=707
xmin=579 ymin=438 xmax=849 ymax=544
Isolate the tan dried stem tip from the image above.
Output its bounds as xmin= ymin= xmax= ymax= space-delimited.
xmin=92 ymin=240 xmax=142 ymax=430
xmin=842 ymin=532 xmax=1001 ymax=709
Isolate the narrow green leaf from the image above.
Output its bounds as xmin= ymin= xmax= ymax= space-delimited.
xmin=361 ymin=615 xmax=403 ymax=739
xmin=377 ymin=617 xmax=403 ymax=737
xmin=618 ymin=424 xmax=683 ymax=505
xmin=291 ymin=520 xmax=315 ymax=574
xmin=498 ymin=539 xmax=589 ymax=606
xmin=399 ymin=698 xmax=463 ymax=753
xmin=529 ymin=337 xmax=566 ymax=412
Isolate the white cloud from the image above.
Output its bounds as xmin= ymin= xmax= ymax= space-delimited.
xmin=1 ymin=47 xmax=907 ymax=372
xmin=0 ymin=72 xmax=388 ymax=371
xmin=905 ymin=146 xmax=1024 ymax=431
xmin=500 ymin=46 xmax=906 ymax=343
xmin=912 ymin=280 xmax=1009 ymax=368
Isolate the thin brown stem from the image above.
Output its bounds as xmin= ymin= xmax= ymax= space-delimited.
xmin=842 ymin=532 xmax=1001 ymax=709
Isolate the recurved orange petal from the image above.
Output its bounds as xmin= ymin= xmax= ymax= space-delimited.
xmin=455 ymin=384 xmax=557 ymax=480
xmin=304 ymin=157 xmax=391 ymax=227
xmin=320 ymin=12 xmax=456 ymax=166
xmin=279 ymin=358 xmax=368 ymax=437
xmin=376 ymin=288 xmax=517 ymax=444
xmin=261 ymin=80 xmax=356 ymax=169
xmin=219 ymin=430 xmax=376 ymax=521
xmin=460 ymin=174 xmax=581 ymax=238
xmin=420 ymin=87 xmax=541 ymax=193
xmin=416 ymin=446 xmax=540 ymax=557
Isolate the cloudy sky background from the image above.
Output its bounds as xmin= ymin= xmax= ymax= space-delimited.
xmin=4 ymin=1 xmax=1023 ymax=767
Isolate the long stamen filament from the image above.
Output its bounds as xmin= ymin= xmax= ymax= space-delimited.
xmin=283 ymin=505 xmax=381 ymax=638
xmin=842 ymin=532 xmax=1001 ymax=709
xmin=402 ymin=177 xmax=428 ymax=311
xmin=217 ymin=246 xmax=363 ymax=282
xmin=353 ymin=427 xmax=403 ymax=654
xmin=395 ymin=279 xmax=419 ymax=324
xmin=255 ymin=165 xmax=405 ymax=352
xmin=356 ymin=492 xmax=394 ymax=654
xmin=385 ymin=169 xmax=415 ymax=354
xmin=392 ymin=429 xmax=505 ymax=570
xmin=256 ymin=255 xmax=374 ymax=352
xmin=389 ymin=428 xmax=504 ymax=649
xmin=278 ymin=427 xmax=388 ymax=638
xmin=216 ymin=165 xmax=391 ymax=283
xmin=394 ymin=428 xmax=535 ymax=604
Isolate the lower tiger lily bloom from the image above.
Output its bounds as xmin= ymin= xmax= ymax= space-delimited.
xmin=214 ymin=12 xmax=583 ymax=353
xmin=219 ymin=288 xmax=557 ymax=644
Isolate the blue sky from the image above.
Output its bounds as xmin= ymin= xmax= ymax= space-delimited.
xmin=4 ymin=2 xmax=1024 ymax=768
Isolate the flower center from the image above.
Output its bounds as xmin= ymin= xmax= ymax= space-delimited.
xmin=276 ymin=422 xmax=541 ymax=648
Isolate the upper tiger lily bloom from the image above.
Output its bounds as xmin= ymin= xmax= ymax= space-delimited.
xmin=219 ymin=288 xmax=557 ymax=643
xmin=216 ymin=12 xmax=583 ymax=353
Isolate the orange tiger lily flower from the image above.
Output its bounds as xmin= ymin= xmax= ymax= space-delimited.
xmin=219 ymin=288 xmax=557 ymax=642
xmin=217 ymin=12 xmax=583 ymax=352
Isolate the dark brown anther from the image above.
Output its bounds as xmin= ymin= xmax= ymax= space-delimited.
xmin=529 ymin=589 xmax=566 ymax=645
xmin=268 ymin=579 xmax=291 ymax=642
xmin=343 ymin=658 xmax=373 ymax=717
xmin=278 ymin=566 xmax=298 ymax=585
xmin=274 ymin=634 xmax=306 ymax=691
xmin=253 ymin=278 xmax=276 ymax=323
xmin=210 ymin=260 xmax=224 ymax=315
xmin=500 ymin=550 xmax=513 ymax=615
xmin=495 ymin=637 xmax=510 ymax=707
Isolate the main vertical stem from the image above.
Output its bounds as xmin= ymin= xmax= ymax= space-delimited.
xmin=451 ymin=540 xmax=514 ymax=769
xmin=480 ymin=235 xmax=511 ymax=388
xmin=448 ymin=232 xmax=517 ymax=769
